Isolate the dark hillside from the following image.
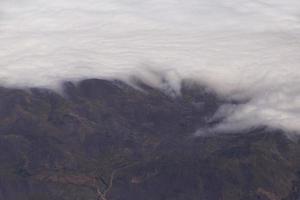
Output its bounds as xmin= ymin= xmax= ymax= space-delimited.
xmin=0 ymin=79 xmax=299 ymax=200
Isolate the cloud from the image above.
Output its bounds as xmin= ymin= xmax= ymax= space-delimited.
xmin=0 ymin=0 xmax=300 ymax=132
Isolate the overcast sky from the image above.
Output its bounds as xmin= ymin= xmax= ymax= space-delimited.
xmin=0 ymin=0 xmax=300 ymax=132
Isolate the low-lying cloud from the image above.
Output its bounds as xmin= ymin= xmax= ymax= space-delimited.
xmin=0 ymin=0 xmax=300 ymax=132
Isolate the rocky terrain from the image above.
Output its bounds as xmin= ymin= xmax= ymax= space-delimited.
xmin=0 ymin=78 xmax=300 ymax=200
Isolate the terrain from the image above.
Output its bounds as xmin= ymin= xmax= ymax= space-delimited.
xmin=0 ymin=78 xmax=299 ymax=200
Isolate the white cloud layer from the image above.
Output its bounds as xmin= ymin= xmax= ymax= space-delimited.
xmin=0 ymin=0 xmax=300 ymax=132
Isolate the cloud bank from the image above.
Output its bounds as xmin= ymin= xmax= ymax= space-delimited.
xmin=0 ymin=0 xmax=300 ymax=132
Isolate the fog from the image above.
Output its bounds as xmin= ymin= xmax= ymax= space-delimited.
xmin=0 ymin=0 xmax=300 ymax=132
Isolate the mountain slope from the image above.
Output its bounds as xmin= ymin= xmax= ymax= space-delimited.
xmin=0 ymin=79 xmax=299 ymax=200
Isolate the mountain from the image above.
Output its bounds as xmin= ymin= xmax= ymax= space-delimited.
xmin=0 ymin=78 xmax=299 ymax=200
